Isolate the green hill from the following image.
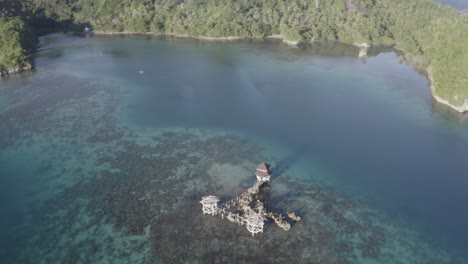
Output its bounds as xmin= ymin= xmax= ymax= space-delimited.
xmin=0 ymin=16 xmax=36 ymax=75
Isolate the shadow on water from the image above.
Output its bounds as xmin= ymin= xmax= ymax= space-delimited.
xmin=106 ymin=34 xmax=398 ymax=63
xmin=274 ymin=146 xmax=308 ymax=177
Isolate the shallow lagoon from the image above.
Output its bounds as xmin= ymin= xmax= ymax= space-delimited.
xmin=1 ymin=34 xmax=468 ymax=263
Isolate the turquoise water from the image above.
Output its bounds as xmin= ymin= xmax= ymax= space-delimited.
xmin=1 ymin=34 xmax=468 ymax=263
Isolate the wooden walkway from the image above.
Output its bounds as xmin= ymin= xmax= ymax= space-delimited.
xmin=211 ymin=206 xmax=249 ymax=226
xmin=220 ymin=197 xmax=242 ymax=210
xmin=206 ymin=181 xmax=263 ymax=228
xmin=219 ymin=181 xmax=258 ymax=209
xmin=200 ymin=165 xmax=292 ymax=236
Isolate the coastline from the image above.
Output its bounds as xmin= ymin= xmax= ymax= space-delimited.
xmin=94 ymin=31 xmax=303 ymax=46
xmin=385 ymin=45 xmax=468 ymax=114
xmin=428 ymin=69 xmax=468 ymax=113
xmin=6 ymin=30 xmax=467 ymax=113
xmin=94 ymin=31 xmax=468 ymax=113
xmin=93 ymin=31 xmax=246 ymax=41
xmin=0 ymin=65 xmax=32 ymax=77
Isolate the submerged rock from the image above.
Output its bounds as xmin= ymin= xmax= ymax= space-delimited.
xmin=288 ymin=212 xmax=301 ymax=222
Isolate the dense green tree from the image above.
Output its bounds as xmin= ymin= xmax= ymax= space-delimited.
xmin=0 ymin=16 xmax=36 ymax=74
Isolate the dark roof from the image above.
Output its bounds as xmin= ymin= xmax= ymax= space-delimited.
xmin=256 ymin=162 xmax=270 ymax=172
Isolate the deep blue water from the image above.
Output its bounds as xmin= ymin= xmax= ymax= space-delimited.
xmin=1 ymin=35 xmax=468 ymax=263
xmin=435 ymin=0 xmax=467 ymax=9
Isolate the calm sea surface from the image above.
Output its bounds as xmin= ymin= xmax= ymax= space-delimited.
xmin=0 ymin=34 xmax=467 ymax=263
xmin=435 ymin=0 xmax=467 ymax=9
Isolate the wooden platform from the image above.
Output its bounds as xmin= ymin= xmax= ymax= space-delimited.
xmin=200 ymin=165 xmax=300 ymax=236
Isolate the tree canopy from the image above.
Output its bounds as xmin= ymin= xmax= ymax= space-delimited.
xmin=0 ymin=16 xmax=36 ymax=73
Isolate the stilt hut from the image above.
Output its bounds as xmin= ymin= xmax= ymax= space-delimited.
xmin=255 ymin=162 xmax=271 ymax=183
xmin=200 ymin=195 xmax=220 ymax=215
xmin=245 ymin=213 xmax=267 ymax=236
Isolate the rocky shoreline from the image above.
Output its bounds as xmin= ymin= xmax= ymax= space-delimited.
xmin=4 ymin=30 xmax=466 ymax=113
xmin=94 ymin=31 xmax=305 ymax=46
xmin=428 ymin=69 xmax=468 ymax=113
xmin=0 ymin=65 xmax=32 ymax=77
xmin=92 ymin=31 xmax=468 ymax=113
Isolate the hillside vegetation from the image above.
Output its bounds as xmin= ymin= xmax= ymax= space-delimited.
xmin=1 ymin=0 xmax=467 ymax=111
xmin=0 ymin=16 xmax=36 ymax=74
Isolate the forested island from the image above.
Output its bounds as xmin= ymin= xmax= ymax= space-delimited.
xmin=1 ymin=0 xmax=467 ymax=111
